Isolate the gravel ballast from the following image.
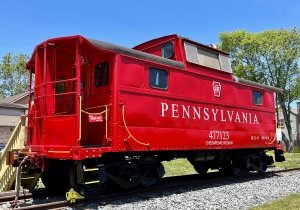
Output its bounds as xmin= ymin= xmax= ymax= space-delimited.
xmin=78 ymin=170 xmax=300 ymax=210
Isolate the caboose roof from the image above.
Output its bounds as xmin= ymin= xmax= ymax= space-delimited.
xmin=133 ymin=34 xmax=229 ymax=55
xmin=26 ymin=35 xmax=184 ymax=71
xmin=86 ymin=37 xmax=184 ymax=69
xmin=26 ymin=35 xmax=282 ymax=94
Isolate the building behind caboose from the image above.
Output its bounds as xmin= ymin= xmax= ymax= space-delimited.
xmin=277 ymin=102 xmax=300 ymax=149
xmin=0 ymin=92 xmax=29 ymax=151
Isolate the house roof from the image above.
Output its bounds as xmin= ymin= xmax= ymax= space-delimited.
xmin=0 ymin=102 xmax=27 ymax=109
xmin=0 ymin=91 xmax=29 ymax=104
xmin=0 ymin=92 xmax=29 ymax=111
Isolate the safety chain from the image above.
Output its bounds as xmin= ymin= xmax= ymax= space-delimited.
xmin=121 ymin=104 xmax=150 ymax=147
xmin=81 ymin=105 xmax=109 ymax=140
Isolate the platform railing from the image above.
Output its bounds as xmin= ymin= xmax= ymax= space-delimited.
xmin=33 ymin=78 xmax=78 ymax=117
xmin=0 ymin=116 xmax=25 ymax=192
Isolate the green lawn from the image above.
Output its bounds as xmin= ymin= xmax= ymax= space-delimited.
xmin=162 ymin=158 xmax=196 ymax=177
xmin=163 ymin=152 xmax=300 ymax=177
xmin=273 ymin=152 xmax=300 ymax=169
xmin=249 ymin=194 xmax=300 ymax=210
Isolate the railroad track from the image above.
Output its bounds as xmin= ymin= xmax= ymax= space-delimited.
xmin=1 ymin=167 xmax=300 ymax=210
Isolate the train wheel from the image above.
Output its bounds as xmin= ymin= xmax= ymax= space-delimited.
xmin=41 ymin=161 xmax=71 ymax=192
xmin=42 ymin=171 xmax=69 ymax=192
xmin=140 ymin=157 xmax=165 ymax=188
xmin=254 ymin=160 xmax=267 ymax=173
xmin=231 ymin=166 xmax=242 ymax=176
xmin=73 ymin=182 xmax=106 ymax=197
xmin=69 ymin=162 xmax=107 ymax=197
xmin=192 ymin=163 xmax=209 ymax=175
xmin=219 ymin=161 xmax=242 ymax=176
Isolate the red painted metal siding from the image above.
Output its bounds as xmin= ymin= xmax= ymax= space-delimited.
xmin=25 ymin=35 xmax=277 ymax=161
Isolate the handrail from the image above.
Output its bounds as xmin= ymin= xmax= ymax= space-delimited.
xmin=34 ymin=91 xmax=77 ymax=100
xmin=0 ymin=116 xmax=26 ymax=192
xmin=34 ymin=77 xmax=77 ymax=89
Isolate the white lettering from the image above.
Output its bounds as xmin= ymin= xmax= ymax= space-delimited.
xmin=193 ymin=107 xmax=201 ymax=119
xmin=235 ymin=112 xmax=241 ymax=123
xmin=160 ymin=102 xmax=260 ymax=125
xmin=212 ymin=109 xmax=219 ymax=121
xmin=161 ymin=103 xmax=168 ymax=117
xmin=253 ymin=114 xmax=259 ymax=124
xmin=221 ymin=110 xmax=226 ymax=122
xmin=204 ymin=108 xmax=209 ymax=120
xmin=227 ymin=110 xmax=234 ymax=122
xmin=171 ymin=104 xmax=179 ymax=118
xmin=182 ymin=105 xmax=190 ymax=119
xmin=242 ymin=112 xmax=248 ymax=123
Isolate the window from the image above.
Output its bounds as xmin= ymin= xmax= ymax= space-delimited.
xmin=149 ymin=68 xmax=168 ymax=89
xmin=95 ymin=62 xmax=109 ymax=87
xmin=253 ymin=90 xmax=262 ymax=105
xmin=56 ymin=78 xmax=65 ymax=94
xmin=278 ymin=119 xmax=285 ymax=128
xmin=184 ymin=41 xmax=232 ymax=73
xmin=162 ymin=42 xmax=174 ymax=59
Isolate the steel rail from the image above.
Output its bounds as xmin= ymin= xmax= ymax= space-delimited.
xmin=1 ymin=167 xmax=300 ymax=209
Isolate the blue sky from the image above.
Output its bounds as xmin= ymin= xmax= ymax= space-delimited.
xmin=0 ymin=0 xmax=299 ymax=59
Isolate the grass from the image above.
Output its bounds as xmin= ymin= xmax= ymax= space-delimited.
xmin=249 ymin=194 xmax=300 ymax=210
xmin=162 ymin=158 xmax=196 ymax=177
xmin=268 ymin=151 xmax=300 ymax=169
xmin=292 ymin=147 xmax=300 ymax=153
xmin=163 ymin=151 xmax=300 ymax=177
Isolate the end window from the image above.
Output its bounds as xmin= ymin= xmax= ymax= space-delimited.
xmin=56 ymin=78 xmax=65 ymax=94
xmin=95 ymin=62 xmax=109 ymax=87
xmin=162 ymin=42 xmax=174 ymax=59
xmin=253 ymin=91 xmax=262 ymax=105
xmin=149 ymin=68 xmax=168 ymax=89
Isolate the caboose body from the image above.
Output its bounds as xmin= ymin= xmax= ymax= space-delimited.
xmin=10 ymin=34 xmax=284 ymax=196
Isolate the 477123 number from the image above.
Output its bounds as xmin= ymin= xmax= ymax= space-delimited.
xmin=208 ymin=130 xmax=230 ymax=140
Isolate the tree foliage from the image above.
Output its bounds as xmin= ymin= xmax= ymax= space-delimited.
xmin=0 ymin=53 xmax=30 ymax=98
xmin=219 ymin=28 xmax=300 ymax=151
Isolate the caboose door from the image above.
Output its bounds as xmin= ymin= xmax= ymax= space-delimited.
xmin=80 ymin=60 xmax=110 ymax=147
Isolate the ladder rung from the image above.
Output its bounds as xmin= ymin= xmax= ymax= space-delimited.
xmin=83 ymin=168 xmax=98 ymax=172
xmin=21 ymin=177 xmax=35 ymax=180
xmin=84 ymin=180 xmax=100 ymax=185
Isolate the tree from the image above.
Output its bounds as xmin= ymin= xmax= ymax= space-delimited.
xmin=0 ymin=53 xmax=30 ymax=98
xmin=219 ymin=28 xmax=300 ymax=151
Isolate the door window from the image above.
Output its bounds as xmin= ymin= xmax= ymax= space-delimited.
xmin=95 ymin=62 xmax=109 ymax=87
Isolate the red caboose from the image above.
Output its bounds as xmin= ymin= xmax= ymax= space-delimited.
xmin=10 ymin=34 xmax=284 ymax=196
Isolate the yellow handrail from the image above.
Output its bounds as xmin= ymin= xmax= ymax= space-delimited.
xmin=0 ymin=116 xmax=26 ymax=192
xmin=121 ymin=104 xmax=150 ymax=147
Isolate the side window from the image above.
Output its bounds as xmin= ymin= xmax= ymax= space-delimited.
xmin=253 ymin=90 xmax=262 ymax=106
xmin=149 ymin=68 xmax=168 ymax=89
xmin=278 ymin=119 xmax=285 ymax=128
xmin=162 ymin=42 xmax=174 ymax=59
xmin=95 ymin=62 xmax=109 ymax=87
